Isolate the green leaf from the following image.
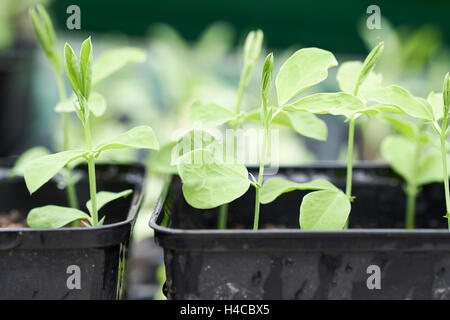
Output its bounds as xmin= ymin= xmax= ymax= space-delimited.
xmin=275 ymin=48 xmax=337 ymax=106
xmin=64 ymin=43 xmax=82 ymax=96
xmin=86 ymin=189 xmax=133 ymax=214
xmin=287 ymin=92 xmax=365 ymax=118
xmin=24 ymin=150 xmax=88 ymax=194
xmin=380 ymin=115 xmax=417 ymax=140
xmin=427 ymin=91 xmax=444 ymax=121
xmin=95 ymin=126 xmax=160 ymax=153
xmin=336 ymin=61 xmax=382 ymax=96
xmin=177 ymin=149 xmax=250 ymax=209
xmin=27 ymin=205 xmax=91 ymax=229
xmin=189 ymin=101 xmax=235 ymax=127
xmin=381 ymin=135 xmax=415 ymax=183
xmin=417 ymin=151 xmax=445 ymax=186
xmin=8 ymin=146 xmax=51 ymax=178
xmin=29 ymin=5 xmax=56 ymax=62
xmin=444 ymin=73 xmax=450 ymax=116
xmin=261 ymin=53 xmax=274 ymax=102
xmin=364 ymin=86 xmax=433 ymax=121
xmin=93 ymin=47 xmax=147 ymax=85
xmin=354 ymin=42 xmax=384 ymax=94
xmin=273 ymin=110 xmax=328 ymax=141
xmin=260 ymin=177 xmax=337 ymax=204
xmin=54 ymin=92 xmax=106 ymax=117
xmin=243 ymin=29 xmax=263 ymax=66
xmin=299 ymin=190 xmax=351 ymax=230
xmin=80 ymin=37 xmax=93 ymax=99
xmin=87 ymin=92 xmax=107 ymax=117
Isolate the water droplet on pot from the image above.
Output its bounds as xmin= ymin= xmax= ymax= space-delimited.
xmin=284 ymin=257 xmax=294 ymax=266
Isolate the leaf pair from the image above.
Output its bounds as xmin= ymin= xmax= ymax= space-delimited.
xmin=260 ymin=177 xmax=351 ymax=230
xmin=27 ymin=190 xmax=132 ymax=228
xmin=64 ymin=37 xmax=93 ymax=122
xmin=24 ymin=126 xmax=159 ymax=194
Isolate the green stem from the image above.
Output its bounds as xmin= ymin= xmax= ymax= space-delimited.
xmin=84 ymin=117 xmax=98 ymax=226
xmin=217 ymin=66 xmax=252 ymax=229
xmin=253 ymin=125 xmax=269 ymax=230
xmin=218 ymin=203 xmax=228 ymax=229
xmin=344 ymin=116 xmax=355 ymax=229
xmin=440 ymin=116 xmax=450 ymax=229
xmin=55 ymin=71 xmax=79 ymax=210
xmin=405 ymin=129 xmax=423 ymax=229
xmin=405 ymin=187 xmax=417 ymax=229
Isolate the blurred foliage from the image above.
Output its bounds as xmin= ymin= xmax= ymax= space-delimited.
xmin=0 ymin=0 xmax=51 ymax=51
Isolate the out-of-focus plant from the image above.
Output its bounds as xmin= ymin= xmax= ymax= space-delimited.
xmin=0 ymin=0 xmax=51 ymax=52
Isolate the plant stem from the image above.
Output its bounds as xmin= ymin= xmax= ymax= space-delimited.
xmin=253 ymin=125 xmax=269 ymax=230
xmin=344 ymin=116 xmax=355 ymax=229
xmin=405 ymin=128 xmax=423 ymax=229
xmin=55 ymin=71 xmax=79 ymax=209
xmin=217 ymin=65 xmax=252 ymax=229
xmin=440 ymin=116 xmax=450 ymax=229
xmin=84 ymin=116 xmax=98 ymax=226
xmin=217 ymin=203 xmax=228 ymax=229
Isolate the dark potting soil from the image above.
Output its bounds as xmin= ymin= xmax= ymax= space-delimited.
xmin=0 ymin=209 xmax=28 ymax=228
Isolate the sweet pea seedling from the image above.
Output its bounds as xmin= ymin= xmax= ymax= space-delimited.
xmin=10 ymin=5 xmax=147 ymax=218
xmin=176 ymin=45 xmax=348 ymax=230
xmin=380 ymin=115 xmax=448 ymax=228
xmin=23 ymin=37 xmax=159 ymax=228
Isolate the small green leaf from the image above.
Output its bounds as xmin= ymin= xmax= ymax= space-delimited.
xmin=64 ymin=43 xmax=82 ymax=96
xmin=260 ymin=177 xmax=337 ymax=204
xmin=87 ymin=92 xmax=107 ymax=117
xmin=243 ymin=29 xmax=263 ymax=66
xmin=80 ymin=37 xmax=93 ymax=99
xmin=261 ymin=53 xmax=274 ymax=101
xmin=417 ymin=151 xmax=446 ymax=186
xmin=29 ymin=5 xmax=57 ymax=64
xmin=86 ymin=189 xmax=133 ymax=214
xmin=273 ymin=110 xmax=328 ymax=141
xmin=27 ymin=205 xmax=91 ymax=229
xmin=427 ymin=91 xmax=444 ymax=121
xmin=93 ymin=47 xmax=147 ymax=85
xmin=380 ymin=115 xmax=417 ymax=141
xmin=54 ymin=99 xmax=74 ymax=113
xmin=336 ymin=61 xmax=382 ymax=97
xmin=354 ymin=42 xmax=384 ymax=95
xmin=189 ymin=101 xmax=235 ymax=127
xmin=275 ymin=48 xmax=337 ymax=106
xmin=24 ymin=150 xmax=88 ymax=194
xmin=299 ymin=190 xmax=351 ymax=230
xmin=381 ymin=135 xmax=415 ymax=183
xmin=95 ymin=126 xmax=160 ymax=153
xmin=177 ymin=149 xmax=250 ymax=209
xmin=364 ymin=86 xmax=433 ymax=121
xmin=444 ymin=72 xmax=450 ymax=116
xmin=8 ymin=146 xmax=51 ymax=178
xmin=287 ymin=92 xmax=365 ymax=118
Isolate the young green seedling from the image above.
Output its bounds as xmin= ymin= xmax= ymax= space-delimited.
xmin=176 ymin=46 xmax=345 ymax=230
xmin=23 ymin=37 xmax=159 ymax=228
xmin=364 ymin=74 xmax=450 ymax=227
xmin=10 ymin=5 xmax=147 ymax=216
xmin=154 ymin=30 xmax=264 ymax=229
xmin=380 ymin=114 xmax=447 ymax=228
xmin=28 ymin=4 xmax=78 ymax=208
xmin=268 ymin=42 xmax=384 ymax=229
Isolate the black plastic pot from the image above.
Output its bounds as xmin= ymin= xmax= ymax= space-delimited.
xmin=0 ymin=163 xmax=145 ymax=300
xmin=151 ymin=164 xmax=450 ymax=300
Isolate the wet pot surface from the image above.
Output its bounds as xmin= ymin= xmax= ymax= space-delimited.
xmin=152 ymin=164 xmax=450 ymax=300
xmin=0 ymin=163 xmax=145 ymax=300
